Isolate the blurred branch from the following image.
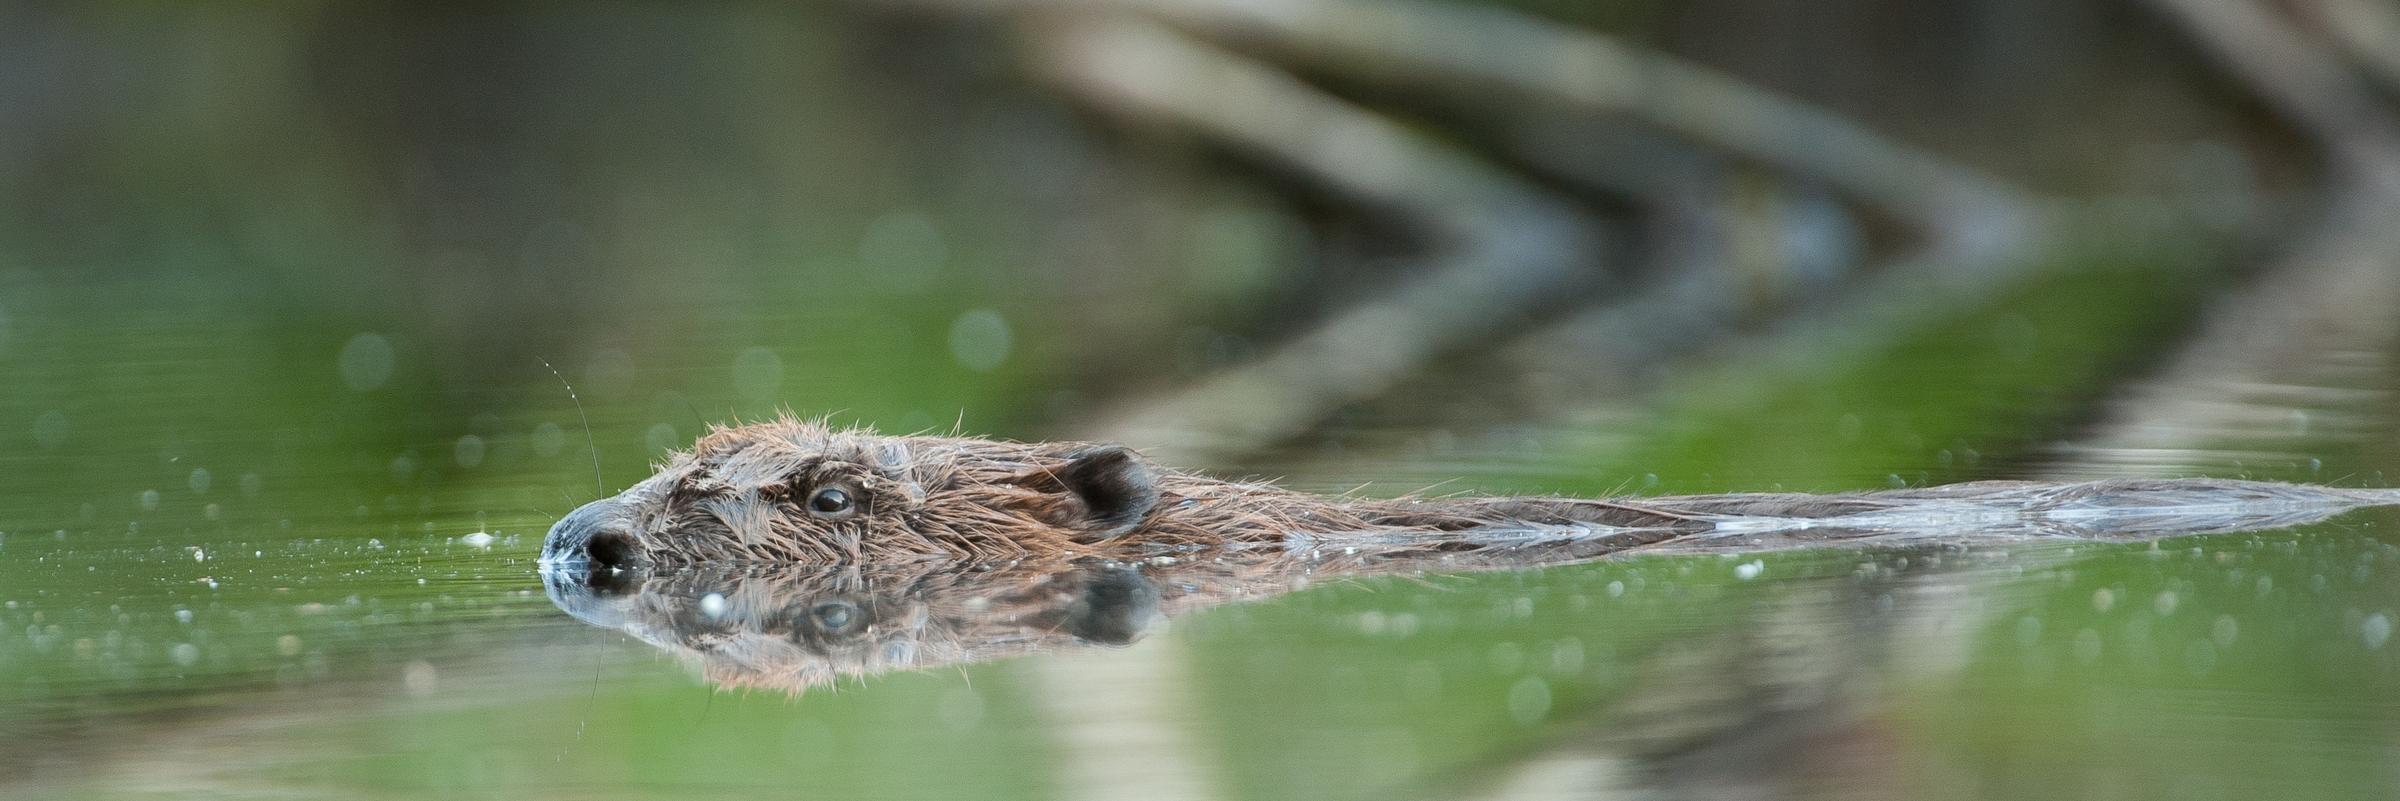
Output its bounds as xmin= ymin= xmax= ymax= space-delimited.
xmin=994 ymin=1 xmax=2055 ymax=464
xmin=1331 ymin=0 xmax=2400 ymax=472
xmin=1033 ymin=641 xmax=1225 ymax=801
xmin=1106 ymin=0 xmax=2037 ymax=254
xmin=918 ymin=0 xmax=2036 ymax=251
xmin=1418 ymin=556 xmax=1978 ymax=801
xmin=2143 ymin=0 xmax=2400 ymax=185
xmin=1024 ymin=14 xmax=1610 ymax=464
xmin=2040 ymin=195 xmax=2400 ymax=475
xmin=1020 ymin=12 xmax=1586 ymax=245
xmin=2302 ymin=0 xmax=2400 ymax=101
xmin=2043 ymin=0 xmax=2400 ymax=473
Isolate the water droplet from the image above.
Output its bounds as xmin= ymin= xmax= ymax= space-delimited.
xmin=1547 ymin=638 xmax=1585 ymax=675
xmin=948 ymin=309 xmax=1013 ymax=373
xmin=1606 ymin=580 xmax=1625 ymax=598
xmin=187 ymin=468 xmax=212 ymax=495
xmin=531 ymin=422 xmax=566 ymax=458
xmin=1488 ymin=642 xmax=1525 ymax=675
xmin=461 ymin=532 xmax=495 ymax=548
xmin=2183 ymin=639 xmax=2216 ymax=675
xmin=169 ymin=643 xmax=200 ymax=667
xmin=583 ymin=349 xmax=636 ymax=397
xmin=138 ymin=490 xmax=161 ymax=512
xmin=732 ymin=347 xmax=784 ymax=401
xmin=2153 ymin=591 xmax=2179 ymax=617
xmin=859 ymin=211 xmax=947 ymax=289
xmin=699 ymin=593 xmax=728 ymax=618
xmin=453 ymin=435 xmax=486 ymax=468
xmin=2365 ymin=613 xmax=2392 ymax=650
xmin=644 ymin=423 xmax=680 ymax=454
xmin=1506 ymin=676 xmax=1551 ymax=725
xmin=402 ymin=660 xmax=438 ymax=696
xmin=337 ymin=333 xmax=396 ymax=392
xmin=2092 ymin=588 xmax=2116 ymax=613
xmin=31 ymin=411 xmax=67 ymax=450
xmin=2072 ymin=628 xmax=2103 ymax=665
xmin=1734 ymin=560 xmax=1764 ymax=580
xmin=2212 ymin=615 xmax=2239 ymax=648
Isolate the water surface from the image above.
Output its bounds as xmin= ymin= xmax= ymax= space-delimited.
xmin=6 ymin=439 xmax=2398 ymax=800
xmin=2 ymin=272 xmax=2397 ymax=801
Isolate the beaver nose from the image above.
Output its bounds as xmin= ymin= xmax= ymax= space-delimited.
xmin=541 ymin=499 xmax=646 ymax=572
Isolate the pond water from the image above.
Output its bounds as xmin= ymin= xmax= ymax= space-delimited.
xmin=3 ymin=274 xmax=2398 ymax=801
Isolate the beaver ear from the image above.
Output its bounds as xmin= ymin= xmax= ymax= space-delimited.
xmin=1056 ymin=446 xmax=1159 ymax=541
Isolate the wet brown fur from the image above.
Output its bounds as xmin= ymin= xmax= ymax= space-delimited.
xmin=595 ymin=417 xmax=1709 ymax=567
xmin=546 ymin=422 xmax=2400 ymax=692
xmin=563 ymin=417 xmax=2400 ymax=569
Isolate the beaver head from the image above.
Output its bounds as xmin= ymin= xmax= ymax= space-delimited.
xmin=540 ymin=418 xmax=1164 ymax=569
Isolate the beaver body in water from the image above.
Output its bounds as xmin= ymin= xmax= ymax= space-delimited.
xmin=540 ymin=418 xmax=2400 ymax=569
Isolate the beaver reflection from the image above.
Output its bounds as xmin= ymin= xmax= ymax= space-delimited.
xmin=542 ymin=465 xmax=2400 ymax=693
xmin=543 ymin=557 xmax=1287 ymax=693
xmin=543 ymin=500 xmax=1864 ymax=693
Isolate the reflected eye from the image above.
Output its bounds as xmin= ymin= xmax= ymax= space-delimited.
xmin=811 ymin=601 xmax=858 ymax=632
xmin=807 ymin=486 xmax=854 ymax=516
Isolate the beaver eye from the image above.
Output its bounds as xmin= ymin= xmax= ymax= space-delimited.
xmin=806 ymin=486 xmax=854 ymax=517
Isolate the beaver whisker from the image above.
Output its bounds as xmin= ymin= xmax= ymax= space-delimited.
xmin=542 ymin=358 xmax=605 ymax=500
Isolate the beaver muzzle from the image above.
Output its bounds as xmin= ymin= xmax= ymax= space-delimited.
xmin=542 ymin=497 xmax=649 ymax=572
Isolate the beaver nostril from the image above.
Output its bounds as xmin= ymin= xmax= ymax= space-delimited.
xmin=544 ymin=499 xmax=651 ymax=572
xmin=585 ymin=530 xmax=641 ymax=572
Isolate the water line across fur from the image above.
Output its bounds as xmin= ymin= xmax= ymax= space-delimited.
xmin=541 ymin=418 xmax=2400 ymax=569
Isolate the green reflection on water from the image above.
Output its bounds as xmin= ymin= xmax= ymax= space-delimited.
xmin=2 ymin=244 xmax=2395 ymax=799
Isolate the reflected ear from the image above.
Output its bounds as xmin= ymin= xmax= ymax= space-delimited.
xmin=1066 ymin=566 xmax=1162 ymax=645
xmin=1055 ymin=445 xmax=1160 ymax=541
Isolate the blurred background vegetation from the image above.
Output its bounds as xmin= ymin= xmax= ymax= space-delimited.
xmin=6 ymin=0 xmax=2396 ymax=529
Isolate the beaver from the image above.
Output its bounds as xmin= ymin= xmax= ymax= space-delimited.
xmin=540 ymin=417 xmax=2400 ymax=570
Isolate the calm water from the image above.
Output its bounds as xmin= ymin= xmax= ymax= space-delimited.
xmin=3 ymin=286 xmax=2398 ymax=801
